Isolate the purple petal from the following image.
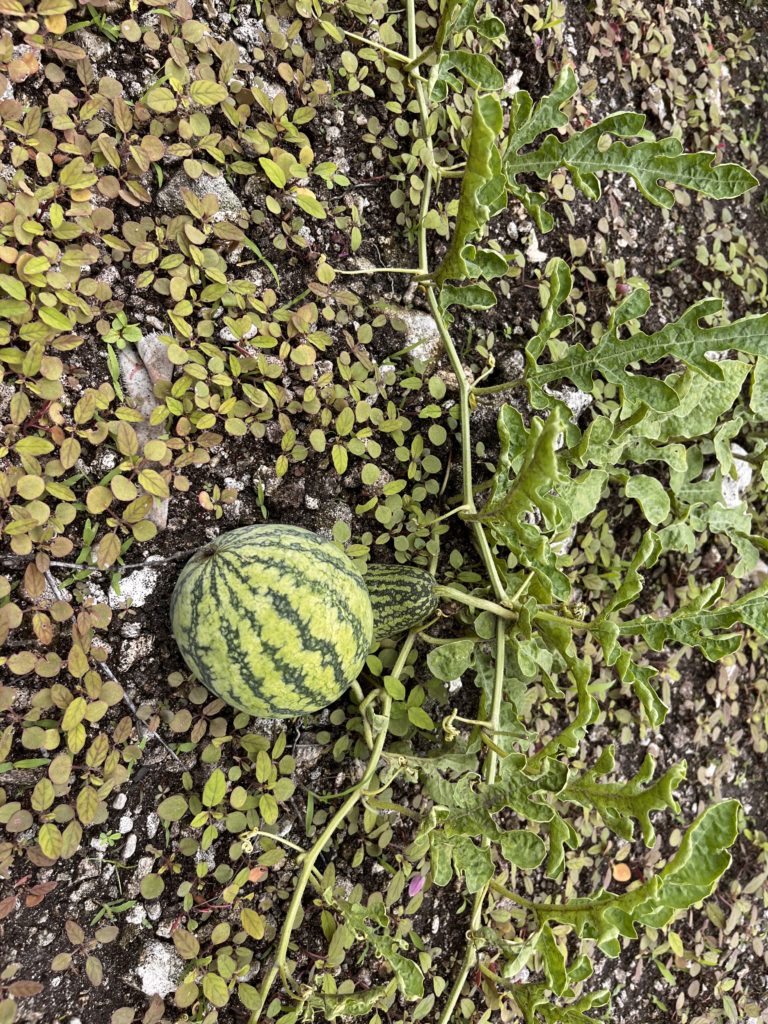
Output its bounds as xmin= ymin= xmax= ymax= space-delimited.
xmin=408 ymin=874 xmax=425 ymax=898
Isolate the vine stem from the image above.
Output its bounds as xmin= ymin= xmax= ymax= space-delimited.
xmin=337 ymin=28 xmax=411 ymax=63
xmin=437 ymin=620 xmax=506 ymax=1024
xmin=435 ymin=584 xmax=516 ymax=619
xmin=334 ymin=266 xmax=427 ymax=276
xmin=403 ymin=4 xmax=515 ymax=1015
xmin=251 ymin=631 xmax=417 ymax=1019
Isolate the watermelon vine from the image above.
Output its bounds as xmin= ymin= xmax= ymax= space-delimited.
xmin=241 ymin=3 xmax=762 ymax=1021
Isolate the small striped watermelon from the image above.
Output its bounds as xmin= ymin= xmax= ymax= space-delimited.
xmin=365 ymin=563 xmax=438 ymax=640
xmin=170 ymin=524 xmax=374 ymax=718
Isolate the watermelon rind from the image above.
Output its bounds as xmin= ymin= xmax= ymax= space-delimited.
xmin=171 ymin=524 xmax=374 ymax=717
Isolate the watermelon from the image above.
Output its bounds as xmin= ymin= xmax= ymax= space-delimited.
xmin=364 ymin=563 xmax=438 ymax=640
xmin=170 ymin=524 xmax=374 ymax=718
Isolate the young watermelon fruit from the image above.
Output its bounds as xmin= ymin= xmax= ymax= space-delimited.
xmin=170 ymin=524 xmax=374 ymax=718
xmin=364 ymin=563 xmax=438 ymax=640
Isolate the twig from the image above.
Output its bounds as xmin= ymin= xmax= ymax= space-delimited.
xmin=102 ymin=664 xmax=182 ymax=764
xmin=0 ymin=548 xmax=197 ymax=574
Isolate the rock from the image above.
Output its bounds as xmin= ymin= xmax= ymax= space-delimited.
xmin=157 ymin=169 xmax=244 ymax=222
xmin=380 ymin=303 xmax=442 ymax=371
xmin=119 ymin=633 xmax=155 ymax=672
xmin=118 ymin=334 xmax=172 ymax=529
xmin=721 ymin=444 xmax=753 ymax=509
xmin=314 ymin=500 xmax=353 ymax=538
xmin=545 ymin=383 xmax=593 ymax=420
xmin=136 ymin=940 xmax=185 ymax=998
xmin=109 ymin=568 xmax=160 ymax=610
xmin=233 ymin=19 xmax=267 ymax=48
xmin=75 ymin=30 xmax=111 ymax=63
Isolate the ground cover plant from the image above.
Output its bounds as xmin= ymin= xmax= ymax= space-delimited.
xmin=1 ymin=1 xmax=767 ymax=1023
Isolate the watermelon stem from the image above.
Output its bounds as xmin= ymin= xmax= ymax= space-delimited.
xmin=254 ymin=632 xmax=416 ymax=1016
xmin=437 ymin=621 xmax=507 ymax=1023
xmin=349 ymin=679 xmax=374 ymax=749
xmin=435 ymin=584 xmax=517 ymax=620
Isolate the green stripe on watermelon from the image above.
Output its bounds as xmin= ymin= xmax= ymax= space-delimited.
xmin=364 ymin=563 xmax=438 ymax=640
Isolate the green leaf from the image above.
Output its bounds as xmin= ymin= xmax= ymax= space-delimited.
xmin=526 ymin=258 xmax=574 ymax=369
xmin=596 ymin=531 xmax=661 ymax=622
xmin=500 ymin=830 xmax=546 ymax=870
xmin=144 ymin=86 xmax=177 ymax=113
xmin=439 ymin=282 xmax=497 ymax=311
xmin=442 ymin=50 xmax=504 ymax=90
xmin=292 ymin=188 xmax=327 ymax=219
xmin=434 ymin=93 xmax=505 ymax=287
xmin=426 ymin=640 xmax=474 ymax=680
xmin=140 ymin=873 xmax=165 ymax=899
xmin=617 ymin=578 xmax=768 ymax=660
xmin=529 ymin=295 xmax=768 ymax=412
xmin=479 ymin=406 xmax=563 ymax=528
xmin=157 ymin=793 xmax=187 ymax=821
xmin=202 ymin=767 xmax=226 ymax=807
xmin=335 ymin=901 xmax=424 ymax=999
xmin=537 ymin=925 xmax=567 ymax=996
xmin=529 ymin=800 xmax=739 ymax=955
xmin=625 ymin=474 xmax=670 ymax=525
xmin=259 ymin=157 xmax=287 ymax=189
xmin=503 ymin=66 xmax=756 ymax=232
xmin=0 ymin=274 xmax=26 ymax=300
xmin=562 ymin=745 xmax=685 ymax=845
xmin=314 ymin=980 xmax=398 ymax=1019
xmin=189 ymin=80 xmax=229 ymax=106
xmin=202 ymin=972 xmax=229 ymax=1007
xmin=407 ymin=706 xmax=435 ymax=731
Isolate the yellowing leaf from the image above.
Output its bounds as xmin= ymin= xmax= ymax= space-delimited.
xmin=145 ymin=86 xmax=177 ymax=113
xmin=292 ymin=187 xmax=327 ymax=219
xmin=202 ymin=767 xmax=226 ymax=808
xmin=240 ymin=908 xmax=265 ymax=940
xmin=96 ymin=533 xmax=121 ymax=569
xmin=38 ymin=307 xmax=74 ymax=331
xmin=0 ymin=274 xmax=26 ymax=300
xmin=138 ymin=469 xmax=170 ymax=498
xmin=59 ymin=157 xmax=97 ymax=190
xmin=202 ymin=973 xmax=229 ymax=1008
xmin=39 ymin=822 xmax=63 ymax=860
xmin=76 ymin=785 xmax=100 ymax=825
xmin=259 ymin=157 xmax=286 ymax=189
xmin=189 ymin=80 xmax=229 ymax=106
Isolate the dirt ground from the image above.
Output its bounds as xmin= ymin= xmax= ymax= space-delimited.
xmin=1 ymin=0 xmax=768 ymax=1022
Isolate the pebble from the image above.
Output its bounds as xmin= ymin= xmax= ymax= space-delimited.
xmin=136 ymin=940 xmax=184 ymax=997
xmin=157 ymin=169 xmax=244 ymax=222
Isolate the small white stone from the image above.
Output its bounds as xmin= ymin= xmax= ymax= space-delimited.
xmin=380 ymin=304 xmax=442 ymax=370
xmin=109 ymin=568 xmax=159 ymax=610
xmin=524 ymin=230 xmax=548 ymax=263
xmin=721 ymin=445 xmax=753 ymax=509
xmin=135 ymin=856 xmax=154 ymax=883
xmin=136 ymin=940 xmax=184 ymax=997
xmin=119 ymin=634 xmax=155 ymax=672
xmin=126 ymin=903 xmax=147 ymax=926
